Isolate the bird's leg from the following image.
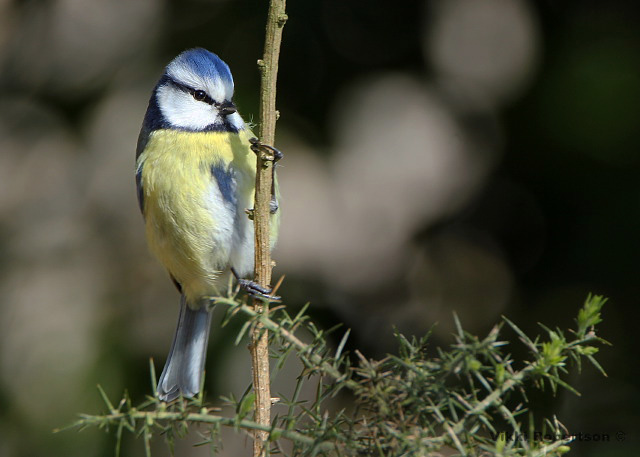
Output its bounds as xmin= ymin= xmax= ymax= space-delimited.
xmin=249 ymin=137 xmax=282 ymax=215
xmin=231 ymin=267 xmax=281 ymax=301
xmin=242 ymin=138 xmax=281 ymax=300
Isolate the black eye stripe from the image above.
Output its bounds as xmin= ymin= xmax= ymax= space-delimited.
xmin=190 ymin=89 xmax=215 ymax=105
xmin=169 ymin=79 xmax=216 ymax=105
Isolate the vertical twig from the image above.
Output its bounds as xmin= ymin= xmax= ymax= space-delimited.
xmin=252 ymin=1 xmax=287 ymax=456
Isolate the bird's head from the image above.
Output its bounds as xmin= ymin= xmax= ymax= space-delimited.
xmin=154 ymin=48 xmax=243 ymax=132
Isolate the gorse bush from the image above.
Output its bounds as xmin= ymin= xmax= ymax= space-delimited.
xmin=66 ymin=293 xmax=608 ymax=456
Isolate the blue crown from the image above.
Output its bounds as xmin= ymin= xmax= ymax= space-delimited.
xmin=169 ymin=48 xmax=233 ymax=85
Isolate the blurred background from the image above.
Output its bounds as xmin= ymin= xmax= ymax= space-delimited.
xmin=0 ymin=0 xmax=638 ymax=455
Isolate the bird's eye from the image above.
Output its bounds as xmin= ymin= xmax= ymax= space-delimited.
xmin=192 ymin=90 xmax=208 ymax=102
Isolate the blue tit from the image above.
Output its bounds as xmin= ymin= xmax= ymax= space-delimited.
xmin=135 ymin=48 xmax=280 ymax=401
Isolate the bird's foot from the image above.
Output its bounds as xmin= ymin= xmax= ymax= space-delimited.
xmin=231 ymin=267 xmax=281 ymax=301
xmin=246 ymin=198 xmax=279 ymax=218
xmin=249 ymin=137 xmax=283 ymax=162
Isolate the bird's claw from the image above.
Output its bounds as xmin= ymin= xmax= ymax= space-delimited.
xmin=246 ymin=199 xmax=278 ymax=218
xmin=232 ymin=267 xmax=281 ymax=302
xmin=237 ymin=278 xmax=281 ymax=302
xmin=249 ymin=138 xmax=283 ymax=162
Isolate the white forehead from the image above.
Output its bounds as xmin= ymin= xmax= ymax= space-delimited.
xmin=166 ymin=60 xmax=234 ymax=103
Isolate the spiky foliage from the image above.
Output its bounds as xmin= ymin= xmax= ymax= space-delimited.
xmin=63 ymin=294 xmax=608 ymax=456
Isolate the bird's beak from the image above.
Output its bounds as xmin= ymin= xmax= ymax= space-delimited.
xmin=219 ymin=101 xmax=237 ymax=116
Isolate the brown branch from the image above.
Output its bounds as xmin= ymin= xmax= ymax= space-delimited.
xmin=251 ymin=1 xmax=287 ymax=456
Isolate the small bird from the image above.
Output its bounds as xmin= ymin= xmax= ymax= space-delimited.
xmin=135 ymin=48 xmax=280 ymax=401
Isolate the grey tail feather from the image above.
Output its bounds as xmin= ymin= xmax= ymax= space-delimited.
xmin=157 ymin=295 xmax=212 ymax=402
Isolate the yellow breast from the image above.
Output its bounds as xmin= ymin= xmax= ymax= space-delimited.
xmin=136 ymin=129 xmax=257 ymax=301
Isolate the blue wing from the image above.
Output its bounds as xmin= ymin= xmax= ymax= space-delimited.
xmin=210 ymin=162 xmax=238 ymax=207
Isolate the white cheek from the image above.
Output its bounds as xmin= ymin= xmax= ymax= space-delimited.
xmin=227 ymin=112 xmax=245 ymax=131
xmin=157 ymin=85 xmax=218 ymax=130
